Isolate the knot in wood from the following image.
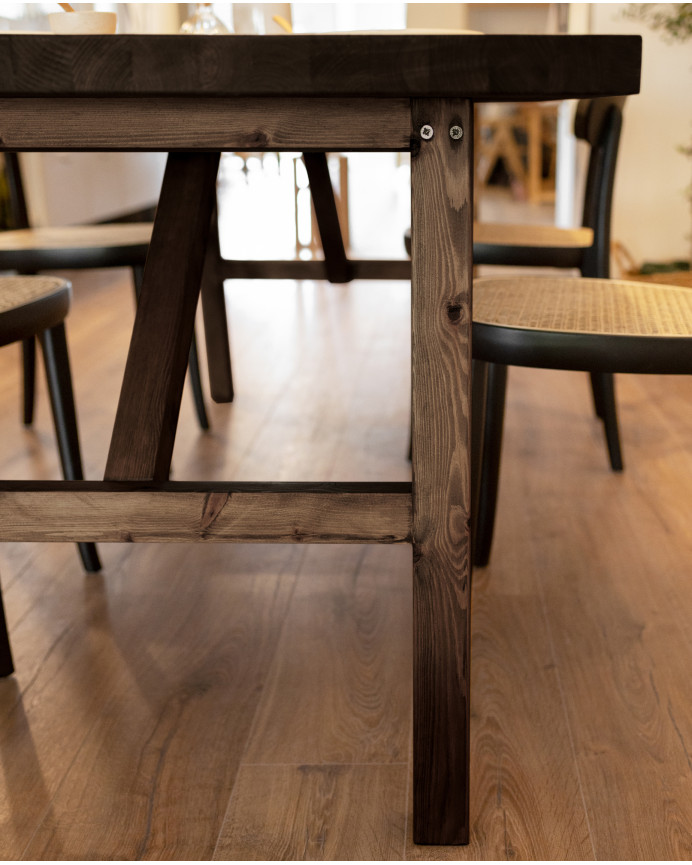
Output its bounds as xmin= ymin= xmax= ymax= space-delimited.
xmin=446 ymin=302 xmax=466 ymax=325
xmin=249 ymin=130 xmax=269 ymax=148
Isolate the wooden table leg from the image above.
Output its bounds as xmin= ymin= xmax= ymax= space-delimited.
xmin=105 ymin=151 xmax=220 ymax=481
xmin=201 ymin=203 xmax=234 ymax=403
xmin=410 ymin=98 xmax=473 ymax=845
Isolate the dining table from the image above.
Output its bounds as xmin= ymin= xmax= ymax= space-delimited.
xmin=0 ymin=32 xmax=641 ymax=846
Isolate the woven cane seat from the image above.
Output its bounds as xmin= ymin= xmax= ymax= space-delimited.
xmin=0 ymin=275 xmax=71 ymax=347
xmin=473 ymin=277 xmax=692 ymax=374
xmin=0 ymin=224 xmax=152 ymax=271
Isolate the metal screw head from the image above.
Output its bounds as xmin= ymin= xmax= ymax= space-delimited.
xmin=420 ymin=125 xmax=434 ymax=140
xmin=449 ymin=125 xmax=463 ymax=140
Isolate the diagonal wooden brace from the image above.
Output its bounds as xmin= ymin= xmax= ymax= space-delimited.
xmin=105 ymin=151 xmax=220 ymax=482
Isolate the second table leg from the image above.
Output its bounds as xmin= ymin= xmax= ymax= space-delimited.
xmin=410 ymin=98 xmax=474 ymax=846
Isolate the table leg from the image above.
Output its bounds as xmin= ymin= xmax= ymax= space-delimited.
xmin=105 ymin=152 xmax=220 ymax=481
xmin=201 ymin=203 xmax=234 ymax=403
xmin=410 ymin=98 xmax=473 ymax=845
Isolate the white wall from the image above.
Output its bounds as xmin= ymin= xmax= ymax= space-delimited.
xmin=20 ymin=152 xmax=166 ymax=227
xmin=590 ymin=4 xmax=692 ymax=265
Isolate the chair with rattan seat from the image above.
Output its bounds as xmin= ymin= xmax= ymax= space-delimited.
xmin=0 ymin=274 xmax=100 ymax=574
xmin=471 ymin=275 xmax=692 ymax=564
xmin=406 ymin=96 xmax=627 ymax=485
xmin=0 ymin=153 xmax=209 ymax=430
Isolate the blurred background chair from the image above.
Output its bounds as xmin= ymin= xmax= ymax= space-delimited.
xmin=471 ymin=275 xmax=692 ymax=565
xmin=0 ymin=274 xmax=100 ymax=574
xmin=0 ymin=153 xmax=209 ymax=430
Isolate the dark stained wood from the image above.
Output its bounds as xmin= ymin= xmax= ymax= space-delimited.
xmin=0 ymin=485 xmax=412 ymax=544
xmin=105 ymin=151 xmax=219 ymax=481
xmin=303 ymin=153 xmax=352 ymax=284
xmin=217 ymin=258 xmax=411 ymax=281
xmin=5 ymin=257 xmax=692 ymax=858
xmin=0 ymin=98 xmax=411 ymax=152
xmin=0 ymin=35 xmax=640 ymax=100
xmin=200 ymin=205 xmax=233 ymax=403
xmin=0 ymin=30 xmax=644 ymax=851
xmin=410 ymin=99 xmax=473 ymax=845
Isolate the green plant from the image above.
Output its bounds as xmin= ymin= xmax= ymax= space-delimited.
xmin=625 ymin=3 xmax=692 ymax=40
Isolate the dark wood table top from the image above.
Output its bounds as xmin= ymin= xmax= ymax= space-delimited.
xmin=0 ymin=33 xmax=641 ymax=101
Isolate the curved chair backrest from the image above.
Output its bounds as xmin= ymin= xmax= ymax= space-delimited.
xmin=574 ymin=96 xmax=626 ymax=278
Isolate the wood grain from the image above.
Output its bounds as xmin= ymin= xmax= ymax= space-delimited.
xmin=0 ymin=485 xmax=412 ymax=544
xmin=214 ymin=764 xmax=407 ymax=860
xmin=6 ymin=544 xmax=305 ymax=860
xmin=105 ymin=151 xmax=219 ymax=482
xmin=0 ymin=98 xmax=411 ymax=152
xmin=200 ymin=205 xmax=233 ymax=403
xmin=242 ymin=544 xmax=412 ymax=765
xmin=0 ymin=35 xmax=640 ymax=100
xmin=410 ymin=98 xmax=473 ymax=845
xmin=504 ymin=366 xmax=692 ymax=859
xmin=1 ymin=260 xmax=692 ymax=857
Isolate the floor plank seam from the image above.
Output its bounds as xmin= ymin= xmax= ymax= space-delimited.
xmin=531 ymin=535 xmax=598 ymax=860
xmin=210 ymin=544 xmax=309 ymax=859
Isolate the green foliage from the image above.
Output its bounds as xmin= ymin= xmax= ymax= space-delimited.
xmin=625 ymin=3 xmax=692 ymax=42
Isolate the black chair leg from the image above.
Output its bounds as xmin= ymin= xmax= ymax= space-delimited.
xmin=132 ymin=264 xmax=210 ymax=430
xmin=589 ymin=370 xmax=606 ymax=418
xmin=39 ymin=324 xmax=101 ymax=573
xmin=22 ymin=336 xmax=36 ymax=425
xmin=590 ymin=371 xmax=623 ymax=471
xmin=473 ymin=362 xmax=508 ymax=568
xmin=470 ymin=359 xmax=489 ymax=570
xmin=0 ymin=580 xmax=14 ymax=677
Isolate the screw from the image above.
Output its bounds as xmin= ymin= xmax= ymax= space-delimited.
xmin=420 ymin=125 xmax=434 ymax=140
xmin=449 ymin=125 xmax=463 ymax=140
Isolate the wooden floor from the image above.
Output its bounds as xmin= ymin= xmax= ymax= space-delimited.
xmin=1 ymin=263 xmax=692 ymax=859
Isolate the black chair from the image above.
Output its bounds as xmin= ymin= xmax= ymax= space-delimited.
xmin=469 ymin=97 xmax=628 ymax=566
xmin=0 ymin=275 xmax=100 ymax=577
xmin=405 ymin=96 xmax=626 ymax=485
xmin=471 ymin=275 xmax=692 ymax=565
xmin=0 ymin=153 xmax=209 ymax=429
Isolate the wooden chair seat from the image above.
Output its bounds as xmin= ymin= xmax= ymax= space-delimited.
xmin=0 ymin=223 xmax=152 ymax=270
xmin=0 ymin=275 xmax=100 ymax=573
xmin=473 ymin=276 xmax=692 ymax=373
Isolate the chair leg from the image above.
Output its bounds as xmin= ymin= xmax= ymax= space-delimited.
xmin=473 ymin=362 xmax=508 ymax=568
xmin=0 ymin=578 xmax=14 ymax=678
xmin=22 ymin=336 xmax=36 ymax=425
xmin=39 ymin=324 xmax=101 ymax=574
xmin=132 ymin=264 xmax=210 ymax=430
xmin=470 ymin=359 xmax=489 ymax=569
xmin=590 ymin=371 xmax=624 ymax=471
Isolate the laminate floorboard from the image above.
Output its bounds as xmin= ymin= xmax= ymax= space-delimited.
xmin=0 ymin=264 xmax=692 ymax=858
